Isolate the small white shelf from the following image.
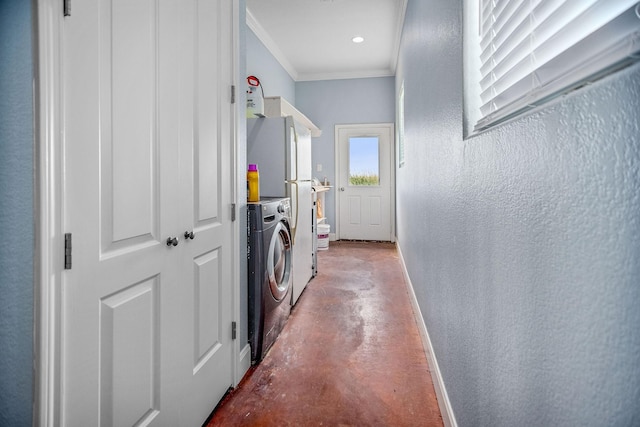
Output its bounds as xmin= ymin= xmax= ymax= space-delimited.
xmin=264 ymin=96 xmax=322 ymax=137
xmin=313 ymin=186 xmax=331 ymax=223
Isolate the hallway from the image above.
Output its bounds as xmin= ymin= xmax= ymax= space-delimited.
xmin=207 ymin=241 xmax=443 ymax=426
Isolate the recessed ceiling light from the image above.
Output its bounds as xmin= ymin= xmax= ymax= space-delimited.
xmin=352 ymin=36 xmax=364 ymax=44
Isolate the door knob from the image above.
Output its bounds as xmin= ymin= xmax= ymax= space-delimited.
xmin=166 ymin=237 xmax=179 ymax=247
xmin=340 ymin=187 xmax=345 ymax=191
xmin=184 ymin=231 xmax=195 ymax=240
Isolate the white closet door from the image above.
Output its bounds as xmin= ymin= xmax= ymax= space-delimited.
xmin=177 ymin=0 xmax=235 ymax=423
xmin=60 ymin=0 xmax=234 ymax=424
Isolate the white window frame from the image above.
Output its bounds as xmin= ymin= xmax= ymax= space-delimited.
xmin=465 ymin=0 xmax=640 ymax=134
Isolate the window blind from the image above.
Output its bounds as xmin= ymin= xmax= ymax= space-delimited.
xmin=476 ymin=0 xmax=640 ymax=131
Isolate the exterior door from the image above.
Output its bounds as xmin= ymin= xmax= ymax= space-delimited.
xmin=336 ymin=124 xmax=394 ymax=241
xmin=60 ymin=0 xmax=234 ymax=425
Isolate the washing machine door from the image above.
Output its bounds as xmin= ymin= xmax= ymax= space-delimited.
xmin=267 ymin=220 xmax=292 ymax=301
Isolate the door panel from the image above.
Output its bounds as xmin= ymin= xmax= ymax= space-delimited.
xmin=193 ymin=249 xmax=221 ymax=371
xmin=348 ymin=196 xmax=361 ymax=224
xmin=346 ymin=195 xmax=386 ymax=226
xmin=99 ymin=277 xmax=159 ymax=427
xmin=108 ymin=0 xmax=157 ymax=242
xmin=369 ymin=197 xmax=382 ymax=225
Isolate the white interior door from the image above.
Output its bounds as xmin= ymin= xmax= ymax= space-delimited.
xmin=60 ymin=0 xmax=234 ymax=425
xmin=336 ymin=124 xmax=394 ymax=241
xmin=178 ymin=1 xmax=235 ymax=423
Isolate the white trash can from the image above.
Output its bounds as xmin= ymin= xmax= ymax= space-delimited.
xmin=317 ymin=224 xmax=330 ymax=250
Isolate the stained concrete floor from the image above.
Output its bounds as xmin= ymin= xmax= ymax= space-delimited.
xmin=207 ymin=241 xmax=443 ymax=426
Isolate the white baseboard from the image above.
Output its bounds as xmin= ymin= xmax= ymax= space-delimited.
xmin=236 ymin=343 xmax=252 ymax=386
xmin=396 ymin=242 xmax=458 ymax=427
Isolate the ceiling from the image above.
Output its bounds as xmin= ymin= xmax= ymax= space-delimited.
xmin=246 ymin=0 xmax=408 ymax=82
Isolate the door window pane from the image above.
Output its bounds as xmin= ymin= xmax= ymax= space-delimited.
xmin=349 ymin=137 xmax=379 ymax=186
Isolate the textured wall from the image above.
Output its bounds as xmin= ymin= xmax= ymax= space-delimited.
xmin=246 ymin=28 xmax=295 ymax=103
xmin=296 ymin=77 xmax=396 ymax=230
xmin=0 ymin=0 xmax=34 ymax=425
xmin=396 ymin=1 xmax=640 ymax=426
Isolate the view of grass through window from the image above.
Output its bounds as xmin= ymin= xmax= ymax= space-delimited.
xmin=349 ymin=136 xmax=379 ymax=186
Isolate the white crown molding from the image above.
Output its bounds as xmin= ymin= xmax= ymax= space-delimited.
xmin=246 ymin=8 xmax=299 ymax=81
xmin=390 ymin=0 xmax=408 ymax=73
xmin=297 ymin=68 xmax=395 ymax=82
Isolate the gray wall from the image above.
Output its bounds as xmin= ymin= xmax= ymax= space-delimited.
xmin=0 ymin=0 xmax=34 ymax=425
xmin=296 ymin=77 xmax=395 ymax=230
xmin=396 ymin=1 xmax=640 ymax=426
xmin=246 ymin=28 xmax=295 ymax=102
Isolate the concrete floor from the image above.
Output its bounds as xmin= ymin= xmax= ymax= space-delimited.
xmin=207 ymin=241 xmax=443 ymax=426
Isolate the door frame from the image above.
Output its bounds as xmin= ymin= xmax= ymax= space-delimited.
xmin=33 ymin=1 xmax=241 ymax=424
xmin=334 ymin=123 xmax=396 ymax=242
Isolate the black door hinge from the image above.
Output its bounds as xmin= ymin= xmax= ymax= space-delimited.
xmin=231 ymin=203 xmax=236 ymax=222
xmin=63 ymin=0 xmax=71 ymax=16
xmin=231 ymin=321 xmax=237 ymax=340
xmin=231 ymin=85 xmax=236 ymax=104
xmin=64 ymin=233 xmax=72 ymax=269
